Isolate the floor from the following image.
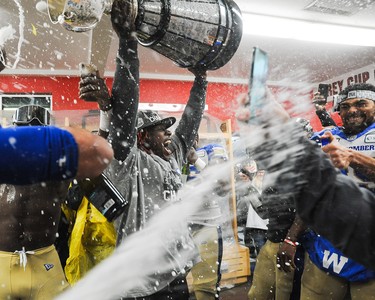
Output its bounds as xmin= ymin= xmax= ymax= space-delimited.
xmin=189 ymin=262 xmax=254 ymax=300
xmin=220 ymin=278 xmax=252 ymax=300
xmin=189 ymin=235 xmax=256 ymax=300
xmin=189 ymin=277 xmax=252 ymax=300
xmin=219 ymin=256 xmax=256 ymax=300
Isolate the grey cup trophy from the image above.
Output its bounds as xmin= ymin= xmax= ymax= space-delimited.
xmin=47 ymin=0 xmax=242 ymax=70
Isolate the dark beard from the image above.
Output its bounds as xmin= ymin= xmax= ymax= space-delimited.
xmin=343 ymin=125 xmax=365 ymax=135
xmin=342 ymin=112 xmax=373 ymax=135
xmin=343 ymin=121 xmax=371 ymax=135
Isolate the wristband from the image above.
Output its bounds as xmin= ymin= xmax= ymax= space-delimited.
xmin=283 ymin=238 xmax=298 ymax=247
xmin=98 ymin=128 xmax=109 ymax=139
xmin=99 ymin=110 xmax=111 ymax=133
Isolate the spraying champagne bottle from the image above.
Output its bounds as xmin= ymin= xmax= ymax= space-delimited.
xmin=79 ymin=173 xmax=127 ymax=221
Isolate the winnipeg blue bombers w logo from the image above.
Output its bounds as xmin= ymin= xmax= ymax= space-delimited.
xmin=322 ymin=250 xmax=348 ymax=274
xmin=304 ymin=231 xmax=375 ymax=281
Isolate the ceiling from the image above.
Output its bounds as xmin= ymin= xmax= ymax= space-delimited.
xmin=1 ymin=0 xmax=375 ymax=86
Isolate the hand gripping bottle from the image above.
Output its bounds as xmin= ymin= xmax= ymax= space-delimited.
xmin=79 ymin=173 xmax=128 ymax=221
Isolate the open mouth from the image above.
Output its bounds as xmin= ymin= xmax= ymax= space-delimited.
xmin=163 ymin=139 xmax=172 ymax=156
xmin=347 ymin=115 xmax=364 ymax=124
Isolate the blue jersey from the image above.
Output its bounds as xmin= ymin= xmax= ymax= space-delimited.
xmin=308 ymin=123 xmax=375 ymax=281
xmin=312 ymin=123 xmax=375 ymax=191
xmin=188 ymin=143 xmax=228 ymax=180
xmin=0 ymin=126 xmax=78 ymax=185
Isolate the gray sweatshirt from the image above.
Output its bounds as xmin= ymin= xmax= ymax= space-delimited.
xmin=106 ymin=37 xmax=207 ymax=296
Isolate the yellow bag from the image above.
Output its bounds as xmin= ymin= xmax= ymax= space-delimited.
xmin=63 ymin=196 xmax=116 ymax=285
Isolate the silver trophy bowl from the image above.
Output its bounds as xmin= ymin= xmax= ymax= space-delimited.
xmin=47 ymin=0 xmax=243 ymax=70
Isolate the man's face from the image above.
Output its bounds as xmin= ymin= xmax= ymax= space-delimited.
xmin=339 ymin=98 xmax=375 ymax=135
xmin=146 ymin=124 xmax=173 ymax=160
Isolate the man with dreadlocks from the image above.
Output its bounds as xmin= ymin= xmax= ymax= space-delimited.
xmin=78 ymin=1 xmax=208 ymax=299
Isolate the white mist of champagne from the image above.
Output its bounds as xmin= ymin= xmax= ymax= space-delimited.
xmin=11 ymin=0 xmax=24 ymax=69
xmin=56 ymin=119 xmax=310 ymax=299
xmin=0 ymin=0 xmax=25 ymax=69
xmin=57 ymin=75 xmax=313 ymax=299
xmin=0 ymin=25 xmax=15 ymax=47
xmin=57 ymin=162 xmax=234 ymax=300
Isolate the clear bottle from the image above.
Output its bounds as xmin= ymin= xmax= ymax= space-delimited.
xmin=79 ymin=173 xmax=127 ymax=221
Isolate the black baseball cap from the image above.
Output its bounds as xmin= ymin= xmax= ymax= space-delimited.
xmin=136 ymin=110 xmax=176 ymax=131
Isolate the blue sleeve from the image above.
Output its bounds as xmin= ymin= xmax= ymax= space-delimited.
xmin=0 ymin=126 xmax=78 ymax=184
xmin=310 ymin=127 xmax=342 ymax=146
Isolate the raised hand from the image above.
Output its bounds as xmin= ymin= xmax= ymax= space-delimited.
xmin=79 ymin=70 xmax=112 ymax=111
xmin=312 ymin=91 xmax=327 ymax=111
xmin=111 ymin=0 xmax=136 ymax=39
xmin=186 ymin=147 xmax=198 ymax=164
xmin=322 ymin=131 xmax=353 ymax=169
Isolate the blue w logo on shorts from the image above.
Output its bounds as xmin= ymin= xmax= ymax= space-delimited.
xmin=302 ymin=230 xmax=375 ymax=282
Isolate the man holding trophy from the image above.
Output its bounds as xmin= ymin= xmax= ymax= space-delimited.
xmin=79 ymin=0 xmax=210 ymax=299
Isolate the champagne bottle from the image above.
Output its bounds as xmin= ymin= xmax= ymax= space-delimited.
xmin=181 ymin=162 xmax=190 ymax=184
xmin=79 ymin=173 xmax=127 ymax=222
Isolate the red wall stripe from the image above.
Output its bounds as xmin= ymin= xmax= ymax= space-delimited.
xmin=0 ymin=75 xmax=339 ymax=131
xmin=0 ymin=75 xmax=247 ymax=122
